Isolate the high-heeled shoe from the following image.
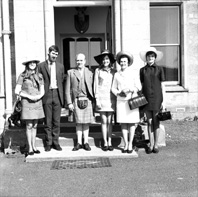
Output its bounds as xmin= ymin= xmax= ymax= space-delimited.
xmin=102 ymin=146 xmax=108 ymax=151
xmin=33 ymin=149 xmax=40 ymax=154
xmin=127 ymin=149 xmax=133 ymax=154
xmin=28 ymin=151 xmax=34 ymax=156
xmin=152 ymin=147 xmax=159 ymax=153
xmin=122 ymin=149 xmax=127 ymax=153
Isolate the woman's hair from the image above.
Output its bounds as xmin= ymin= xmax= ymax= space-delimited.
xmin=146 ymin=51 xmax=157 ymax=58
xmin=21 ymin=62 xmax=39 ymax=76
xmin=21 ymin=62 xmax=42 ymax=90
xmin=118 ymin=55 xmax=130 ymax=64
xmin=99 ymin=55 xmax=112 ymax=69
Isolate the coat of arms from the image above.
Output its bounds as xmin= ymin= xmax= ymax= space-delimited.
xmin=74 ymin=7 xmax=89 ymax=34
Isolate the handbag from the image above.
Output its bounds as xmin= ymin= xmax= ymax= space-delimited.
xmin=128 ymin=91 xmax=148 ymax=110
xmin=157 ymin=109 xmax=172 ymax=121
xmin=8 ymin=97 xmax=23 ymax=127
xmin=77 ymin=97 xmax=88 ymax=109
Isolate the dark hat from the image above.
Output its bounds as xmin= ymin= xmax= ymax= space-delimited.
xmin=116 ymin=51 xmax=134 ymax=66
xmin=22 ymin=59 xmax=40 ymax=66
xmin=94 ymin=50 xmax=116 ymax=65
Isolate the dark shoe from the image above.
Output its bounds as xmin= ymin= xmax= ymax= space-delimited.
xmin=146 ymin=147 xmax=152 ymax=154
xmin=152 ymin=147 xmax=159 ymax=154
xmin=122 ymin=149 xmax=127 ymax=153
xmin=84 ymin=143 xmax=91 ymax=151
xmin=28 ymin=151 xmax=34 ymax=155
xmin=53 ymin=144 xmax=62 ymax=151
xmin=127 ymin=149 xmax=133 ymax=154
xmin=33 ymin=149 xmax=40 ymax=154
xmin=72 ymin=143 xmax=83 ymax=151
xmin=45 ymin=145 xmax=51 ymax=152
xmin=102 ymin=146 xmax=108 ymax=151
xmin=108 ymin=146 xmax=114 ymax=151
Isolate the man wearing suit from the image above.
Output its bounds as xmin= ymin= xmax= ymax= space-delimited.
xmin=65 ymin=53 xmax=95 ymax=151
xmin=38 ymin=45 xmax=65 ymax=151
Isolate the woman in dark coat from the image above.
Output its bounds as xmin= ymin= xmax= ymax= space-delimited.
xmin=139 ymin=47 xmax=166 ymax=154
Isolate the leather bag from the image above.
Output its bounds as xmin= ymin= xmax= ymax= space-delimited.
xmin=77 ymin=98 xmax=88 ymax=109
xmin=8 ymin=97 xmax=23 ymax=127
xmin=128 ymin=91 xmax=148 ymax=110
xmin=157 ymin=109 xmax=172 ymax=121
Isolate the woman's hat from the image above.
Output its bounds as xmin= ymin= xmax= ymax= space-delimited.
xmin=116 ymin=51 xmax=134 ymax=66
xmin=22 ymin=59 xmax=40 ymax=66
xmin=94 ymin=50 xmax=116 ymax=65
xmin=139 ymin=47 xmax=163 ymax=62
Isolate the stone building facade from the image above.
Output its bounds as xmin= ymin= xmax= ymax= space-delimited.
xmin=0 ymin=0 xmax=197 ymax=132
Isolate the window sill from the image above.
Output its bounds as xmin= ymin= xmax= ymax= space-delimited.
xmin=166 ymin=85 xmax=188 ymax=93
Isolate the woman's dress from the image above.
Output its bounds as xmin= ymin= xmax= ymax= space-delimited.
xmin=94 ymin=67 xmax=116 ymax=112
xmin=16 ymin=73 xmax=45 ymax=120
xmin=111 ymin=67 xmax=141 ymax=123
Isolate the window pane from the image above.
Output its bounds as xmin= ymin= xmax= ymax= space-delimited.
xmin=150 ymin=7 xmax=179 ymax=44
xmin=156 ymin=46 xmax=179 ymax=81
xmin=76 ymin=39 xmax=89 ymax=63
xmin=90 ymin=38 xmax=102 ymax=67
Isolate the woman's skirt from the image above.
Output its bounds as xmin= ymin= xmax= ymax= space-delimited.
xmin=116 ymin=99 xmax=140 ymax=123
xmin=21 ymin=98 xmax=45 ymax=120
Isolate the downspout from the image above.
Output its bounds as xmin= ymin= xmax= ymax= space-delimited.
xmin=120 ymin=0 xmax=123 ymax=51
xmin=43 ymin=0 xmax=47 ymax=56
xmin=2 ymin=0 xmax=12 ymax=117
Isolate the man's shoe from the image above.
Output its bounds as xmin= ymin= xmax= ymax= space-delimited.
xmin=84 ymin=143 xmax=91 ymax=151
xmin=72 ymin=143 xmax=83 ymax=151
xmin=53 ymin=144 xmax=62 ymax=151
xmin=45 ymin=145 xmax=51 ymax=152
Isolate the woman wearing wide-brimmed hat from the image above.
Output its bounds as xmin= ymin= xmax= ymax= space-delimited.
xmin=139 ymin=47 xmax=166 ymax=154
xmin=15 ymin=58 xmax=45 ymax=156
xmin=111 ymin=51 xmax=141 ymax=154
xmin=94 ymin=50 xmax=116 ymax=151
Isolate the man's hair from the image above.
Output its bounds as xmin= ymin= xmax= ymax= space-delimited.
xmin=48 ymin=45 xmax=59 ymax=53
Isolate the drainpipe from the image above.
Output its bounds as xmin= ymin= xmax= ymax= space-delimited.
xmin=2 ymin=0 xmax=13 ymax=117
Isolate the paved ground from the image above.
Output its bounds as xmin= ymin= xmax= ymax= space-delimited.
xmin=0 ymin=121 xmax=198 ymax=197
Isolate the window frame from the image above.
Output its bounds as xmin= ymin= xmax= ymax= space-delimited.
xmin=150 ymin=4 xmax=181 ymax=85
xmin=150 ymin=3 xmax=187 ymax=92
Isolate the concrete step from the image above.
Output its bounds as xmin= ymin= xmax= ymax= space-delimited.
xmin=25 ymin=146 xmax=139 ymax=162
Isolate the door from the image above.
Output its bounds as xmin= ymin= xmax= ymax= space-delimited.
xmin=62 ymin=34 xmax=105 ymax=72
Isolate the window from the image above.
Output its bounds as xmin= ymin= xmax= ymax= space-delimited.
xmin=63 ymin=36 xmax=104 ymax=72
xmin=150 ymin=6 xmax=180 ymax=84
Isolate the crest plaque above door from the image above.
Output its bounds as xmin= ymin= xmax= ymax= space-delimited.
xmin=74 ymin=7 xmax=89 ymax=34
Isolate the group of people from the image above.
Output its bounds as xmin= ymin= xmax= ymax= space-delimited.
xmin=15 ymin=45 xmax=166 ymax=156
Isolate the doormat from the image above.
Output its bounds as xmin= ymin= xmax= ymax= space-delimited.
xmin=51 ymin=157 xmax=111 ymax=170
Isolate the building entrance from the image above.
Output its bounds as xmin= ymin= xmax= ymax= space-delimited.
xmin=54 ymin=6 xmax=113 ymax=73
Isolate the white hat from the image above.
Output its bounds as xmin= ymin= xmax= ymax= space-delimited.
xmin=139 ymin=47 xmax=163 ymax=62
xmin=116 ymin=51 xmax=134 ymax=66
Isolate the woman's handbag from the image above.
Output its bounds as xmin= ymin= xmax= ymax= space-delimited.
xmin=157 ymin=109 xmax=172 ymax=121
xmin=128 ymin=91 xmax=148 ymax=110
xmin=77 ymin=97 xmax=88 ymax=109
xmin=8 ymin=97 xmax=23 ymax=127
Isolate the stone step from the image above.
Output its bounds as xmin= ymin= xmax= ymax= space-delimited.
xmin=25 ymin=146 xmax=139 ymax=162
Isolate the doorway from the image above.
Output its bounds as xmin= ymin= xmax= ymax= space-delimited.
xmin=54 ymin=6 xmax=113 ymax=73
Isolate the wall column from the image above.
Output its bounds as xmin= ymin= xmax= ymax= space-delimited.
xmin=2 ymin=0 xmax=12 ymax=115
